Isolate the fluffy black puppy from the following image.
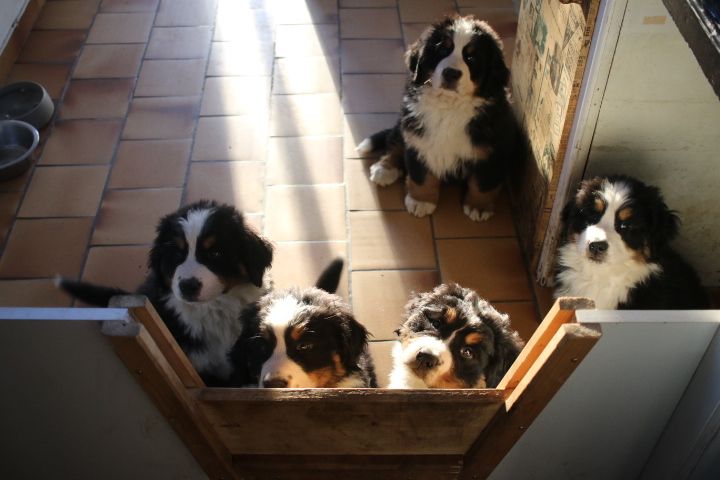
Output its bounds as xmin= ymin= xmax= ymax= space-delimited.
xmin=358 ymin=15 xmax=524 ymax=222
xmin=555 ymin=175 xmax=709 ymax=309
xmin=59 ymin=200 xmax=274 ymax=386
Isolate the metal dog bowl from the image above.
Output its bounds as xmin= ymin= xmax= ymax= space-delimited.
xmin=0 ymin=120 xmax=39 ymax=181
xmin=0 ymin=81 xmax=54 ymax=129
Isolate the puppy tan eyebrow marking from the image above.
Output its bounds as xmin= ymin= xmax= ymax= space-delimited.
xmin=445 ymin=307 xmax=457 ymax=324
xmin=465 ymin=332 xmax=483 ymax=345
xmin=618 ymin=207 xmax=633 ymax=221
xmin=290 ymin=323 xmax=306 ymax=341
xmin=202 ymin=235 xmax=216 ymax=249
xmin=594 ymin=197 xmax=605 ymax=213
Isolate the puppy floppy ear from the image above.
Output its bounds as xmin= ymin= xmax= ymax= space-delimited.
xmin=335 ymin=311 xmax=370 ymax=369
xmin=648 ymin=187 xmax=680 ymax=252
xmin=405 ymin=23 xmax=436 ymax=85
xmin=148 ymin=211 xmax=181 ymax=285
xmin=479 ymin=34 xmax=509 ymax=97
xmin=235 ymin=217 xmax=273 ymax=288
xmin=483 ymin=312 xmax=524 ymax=388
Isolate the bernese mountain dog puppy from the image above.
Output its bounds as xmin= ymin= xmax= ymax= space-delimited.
xmin=229 ymin=260 xmax=377 ymax=388
xmin=59 ymin=200 xmax=274 ymax=386
xmin=388 ymin=283 xmax=523 ymax=389
xmin=357 ymin=15 xmax=523 ymax=221
xmin=555 ymin=175 xmax=710 ymax=309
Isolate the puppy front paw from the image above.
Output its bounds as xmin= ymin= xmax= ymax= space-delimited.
xmin=405 ymin=194 xmax=437 ymax=217
xmin=463 ymin=205 xmax=494 ymax=222
xmin=369 ymin=158 xmax=401 ymax=186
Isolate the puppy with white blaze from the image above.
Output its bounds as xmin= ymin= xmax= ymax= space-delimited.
xmin=389 ymin=283 xmax=523 ymax=389
xmin=58 ymin=200 xmax=274 ymax=386
xmin=555 ymin=175 xmax=710 ymax=310
xmin=229 ymin=259 xmax=377 ymax=388
xmin=357 ymin=15 xmax=524 ymax=221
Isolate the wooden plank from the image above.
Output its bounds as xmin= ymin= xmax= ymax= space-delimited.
xmin=0 ymin=307 xmax=131 ymax=322
xmin=232 ymin=454 xmax=463 ymax=480
xmin=497 ymin=297 xmax=594 ymax=391
xmin=460 ymin=322 xmax=602 ymax=480
xmin=109 ymin=295 xmax=204 ymax=388
xmin=101 ymin=319 xmax=237 ymax=480
xmin=197 ymin=388 xmax=504 ymax=456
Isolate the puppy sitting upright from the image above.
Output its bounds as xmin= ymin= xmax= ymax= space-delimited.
xmin=230 ymin=259 xmax=377 ymax=388
xmin=357 ymin=15 xmax=523 ymax=221
xmin=555 ymin=175 xmax=709 ymax=309
xmin=59 ymin=200 xmax=273 ymax=386
xmin=389 ymin=283 xmax=523 ymax=389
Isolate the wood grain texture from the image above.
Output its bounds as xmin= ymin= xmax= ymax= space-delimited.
xmin=460 ymin=322 xmax=602 ymax=479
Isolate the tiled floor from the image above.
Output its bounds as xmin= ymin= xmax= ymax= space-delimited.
xmin=0 ymin=0 xmax=544 ymax=386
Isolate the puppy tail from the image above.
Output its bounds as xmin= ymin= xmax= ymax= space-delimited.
xmin=55 ymin=276 xmax=129 ymax=306
xmin=356 ymin=128 xmax=393 ymax=154
xmin=314 ymin=258 xmax=344 ymax=293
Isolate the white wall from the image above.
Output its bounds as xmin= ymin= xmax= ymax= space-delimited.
xmin=0 ymin=0 xmax=28 ymax=52
xmin=584 ymin=0 xmax=720 ymax=286
xmin=490 ymin=310 xmax=720 ymax=480
xmin=0 ymin=319 xmax=207 ymax=480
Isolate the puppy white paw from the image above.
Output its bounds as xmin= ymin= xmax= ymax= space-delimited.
xmin=405 ymin=194 xmax=437 ymax=217
xmin=463 ymin=205 xmax=494 ymax=222
xmin=356 ymin=138 xmax=373 ymax=155
xmin=369 ymin=160 xmax=401 ymax=186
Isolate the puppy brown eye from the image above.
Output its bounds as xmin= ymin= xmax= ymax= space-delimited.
xmin=460 ymin=347 xmax=475 ymax=359
xmin=430 ymin=319 xmax=441 ymax=329
xmin=297 ymin=342 xmax=314 ymax=351
xmin=208 ymin=249 xmax=222 ymax=258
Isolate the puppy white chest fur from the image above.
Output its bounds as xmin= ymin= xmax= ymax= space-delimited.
xmin=404 ymin=89 xmax=488 ymax=178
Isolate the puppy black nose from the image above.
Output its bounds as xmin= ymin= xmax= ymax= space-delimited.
xmin=263 ymin=378 xmax=289 ymax=388
xmin=442 ymin=68 xmax=462 ymax=83
xmin=588 ymin=241 xmax=609 ymax=255
xmin=415 ymin=352 xmax=439 ymax=370
xmin=178 ymin=277 xmax=202 ymax=300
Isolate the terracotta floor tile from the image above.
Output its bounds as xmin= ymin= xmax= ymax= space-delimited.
xmin=270 ymin=93 xmax=342 ymax=136
xmin=185 ymin=162 xmax=265 ymax=213
xmin=0 ymin=192 xmax=21 ymax=245
xmin=352 ymin=269 xmax=439 ymax=340
xmin=270 ymin=241 xmax=349 ymax=299
xmin=40 ymin=120 xmax=122 ymax=165
xmin=534 ymin=284 xmax=556 ymax=320
xmin=100 ymin=0 xmax=160 ymax=13
xmin=265 ymin=185 xmax=346 ymax=241
xmin=73 ymin=44 xmax=144 ymax=78
xmin=341 ymin=39 xmax=405 ymax=73
xmin=35 ymin=1 xmax=98 ymax=30
xmin=7 ymin=64 xmax=70 ymax=99
xmin=275 ymin=24 xmax=339 ymax=57
xmin=402 ymin=23 xmax=428 ymax=48
xmin=146 ymin=26 xmax=212 ymax=59
xmin=18 ymin=30 xmax=86 ymax=63
xmin=339 ymin=8 xmax=401 ymax=39
xmin=349 ymin=211 xmax=435 ymax=270
xmin=437 ymin=238 xmax=532 ymax=302
xmin=457 ymin=9 xmax=518 ymax=38
xmin=200 ymin=77 xmax=270 ymax=116
xmin=135 ymin=59 xmax=206 ymax=97
xmin=19 ymin=165 xmax=108 ymax=217
xmin=270 ymin=0 xmax=338 ymax=25
xmin=87 ymin=13 xmax=154 ymax=43
xmin=495 ymin=302 xmax=539 ymax=344
xmin=0 ymin=279 xmax=73 ymax=307
xmin=267 ymin=136 xmax=343 ymax=185
xmin=192 ymin=116 xmax=268 ymax=162
xmin=214 ymin=5 xmax=273 ymax=43
xmin=432 ymin=186 xmax=516 ymax=238
xmin=122 ymin=96 xmax=200 ymax=140
xmin=343 ymin=113 xmax=398 ymax=158
xmin=155 ymin=0 xmax=217 ymax=26
xmin=92 ymin=188 xmax=182 ymax=244
xmin=398 ymin=0 xmax=455 ymax=23
xmin=342 ymin=74 xmax=405 ymax=113
xmin=82 ymin=245 xmax=149 ymax=291
xmin=346 ymin=159 xmax=404 ymax=210
xmin=341 ymin=0 xmax=397 ymax=6
xmin=60 ymin=78 xmax=133 ymax=119
xmin=207 ymin=41 xmax=273 ymax=76
xmin=367 ymin=340 xmax=395 ymax=387
xmin=108 ymin=139 xmax=190 ymax=188
xmin=273 ymin=56 xmax=340 ymax=94
xmin=0 ymin=218 xmax=93 ymax=278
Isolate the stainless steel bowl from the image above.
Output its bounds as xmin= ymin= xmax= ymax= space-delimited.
xmin=0 ymin=81 xmax=55 ymax=129
xmin=0 ymin=120 xmax=39 ymax=181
